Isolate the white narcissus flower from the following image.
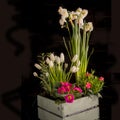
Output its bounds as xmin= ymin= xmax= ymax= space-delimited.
xmin=69 ymin=11 xmax=77 ymax=20
xmin=76 ymin=7 xmax=82 ymax=14
xmin=50 ymin=53 xmax=55 ymax=62
xmin=60 ymin=53 xmax=65 ymax=63
xmin=81 ymin=9 xmax=88 ymax=19
xmin=78 ymin=18 xmax=84 ymax=28
xmin=84 ymin=22 xmax=93 ymax=32
xmin=59 ymin=17 xmax=66 ymax=26
xmin=33 ymin=72 xmax=38 ymax=77
xmin=34 ymin=63 xmax=41 ymax=70
xmin=58 ymin=6 xmax=68 ymax=19
xmin=72 ymin=54 xmax=78 ymax=62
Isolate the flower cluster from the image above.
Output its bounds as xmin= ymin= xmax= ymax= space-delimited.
xmin=33 ymin=52 xmax=80 ymax=99
xmin=57 ymin=82 xmax=82 ymax=103
xmin=58 ymin=6 xmax=93 ymax=79
xmin=33 ymin=6 xmax=105 ymax=104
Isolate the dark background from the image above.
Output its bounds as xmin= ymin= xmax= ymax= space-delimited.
xmin=0 ymin=0 xmax=120 ymax=120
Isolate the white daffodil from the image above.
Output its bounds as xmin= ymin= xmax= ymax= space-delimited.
xmin=76 ymin=7 xmax=82 ymax=14
xmin=58 ymin=6 xmax=68 ymax=19
xmin=59 ymin=17 xmax=66 ymax=26
xmin=84 ymin=22 xmax=93 ymax=32
xmin=81 ymin=9 xmax=88 ymax=19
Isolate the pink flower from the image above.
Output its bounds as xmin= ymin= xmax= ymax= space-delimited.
xmin=57 ymin=86 xmax=66 ymax=94
xmin=99 ymin=76 xmax=104 ymax=81
xmin=60 ymin=82 xmax=72 ymax=87
xmin=64 ymin=94 xmax=74 ymax=103
xmin=86 ymin=82 xmax=91 ymax=89
xmin=73 ymin=87 xmax=82 ymax=93
xmin=60 ymin=82 xmax=72 ymax=92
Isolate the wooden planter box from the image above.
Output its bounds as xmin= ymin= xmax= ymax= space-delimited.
xmin=37 ymin=95 xmax=99 ymax=120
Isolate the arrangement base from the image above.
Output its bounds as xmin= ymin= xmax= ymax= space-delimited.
xmin=37 ymin=95 xmax=99 ymax=120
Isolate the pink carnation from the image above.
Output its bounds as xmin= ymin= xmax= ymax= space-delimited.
xmin=86 ymin=82 xmax=91 ymax=89
xmin=57 ymin=86 xmax=66 ymax=94
xmin=73 ymin=87 xmax=82 ymax=93
xmin=64 ymin=94 xmax=74 ymax=103
xmin=99 ymin=76 xmax=104 ymax=81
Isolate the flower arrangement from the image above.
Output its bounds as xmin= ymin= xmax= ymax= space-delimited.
xmin=33 ymin=6 xmax=104 ymax=104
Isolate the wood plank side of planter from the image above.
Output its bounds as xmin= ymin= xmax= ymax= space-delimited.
xmin=38 ymin=106 xmax=99 ymax=120
xmin=37 ymin=95 xmax=99 ymax=117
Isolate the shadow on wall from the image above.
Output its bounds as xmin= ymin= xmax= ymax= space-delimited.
xmin=1 ymin=0 xmax=113 ymax=120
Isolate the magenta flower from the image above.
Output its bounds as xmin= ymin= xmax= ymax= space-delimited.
xmin=57 ymin=86 xmax=66 ymax=94
xmin=60 ymin=82 xmax=72 ymax=92
xmin=99 ymin=76 xmax=104 ymax=81
xmin=86 ymin=82 xmax=91 ymax=89
xmin=64 ymin=94 xmax=74 ymax=103
xmin=60 ymin=82 xmax=72 ymax=87
xmin=73 ymin=87 xmax=82 ymax=93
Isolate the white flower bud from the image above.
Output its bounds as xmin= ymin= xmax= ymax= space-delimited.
xmin=50 ymin=53 xmax=55 ymax=62
xmin=72 ymin=54 xmax=78 ymax=62
xmin=34 ymin=63 xmax=41 ymax=70
xmin=76 ymin=60 xmax=80 ymax=67
xmin=64 ymin=63 xmax=68 ymax=68
xmin=55 ymin=56 xmax=61 ymax=64
xmin=46 ymin=57 xmax=50 ymax=64
xmin=33 ymin=72 xmax=38 ymax=77
xmin=49 ymin=60 xmax=54 ymax=68
xmin=45 ymin=72 xmax=49 ymax=77
xmin=84 ymin=22 xmax=93 ymax=32
xmin=60 ymin=53 xmax=65 ymax=63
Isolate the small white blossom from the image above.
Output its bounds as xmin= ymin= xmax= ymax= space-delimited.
xmin=59 ymin=17 xmax=66 ymax=26
xmin=58 ymin=6 xmax=68 ymax=19
xmin=84 ymin=22 xmax=93 ymax=32
xmin=81 ymin=9 xmax=88 ymax=19
xmin=33 ymin=72 xmax=38 ymax=77
xmin=34 ymin=63 xmax=41 ymax=70
xmin=76 ymin=7 xmax=82 ymax=13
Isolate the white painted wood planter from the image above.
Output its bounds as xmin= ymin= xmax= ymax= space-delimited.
xmin=37 ymin=95 xmax=99 ymax=120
